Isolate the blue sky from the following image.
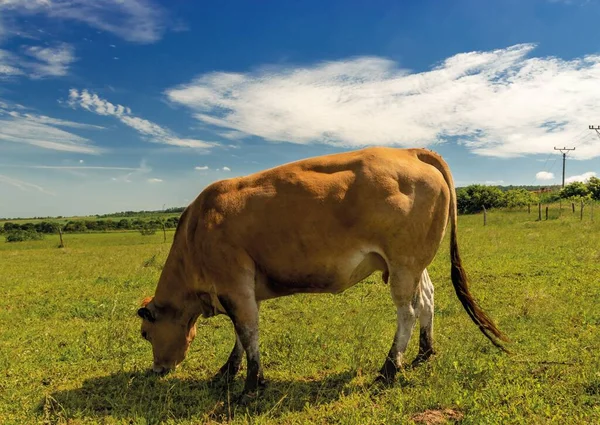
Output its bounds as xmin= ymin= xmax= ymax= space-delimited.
xmin=1 ymin=0 xmax=600 ymax=218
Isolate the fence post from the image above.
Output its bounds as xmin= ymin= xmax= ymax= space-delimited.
xmin=580 ymin=200 xmax=584 ymax=221
xmin=559 ymin=200 xmax=562 ymax=217
xmin=528 ymin=204 xmax=531 ymax=214
xmin=538 ymin=203 xmax=542 ymax=221
xmin=572 ymin=202 xmax=575 ymax=213
xmin=592 ymin=202 xmax=594 ymax=222
xmin=483 ymin=206 xmax=487 ymax=226
xmin=545 ymin=206 xmax=549 ymax=221
xmin=58 ymin=226 xmax=65 ymax=248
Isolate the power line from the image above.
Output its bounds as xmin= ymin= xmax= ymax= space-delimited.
xmin=553 ymin=147 xmax=576 ymax=188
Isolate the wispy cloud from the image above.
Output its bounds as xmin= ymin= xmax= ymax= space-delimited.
xmin=222 ymin=166 xmax=231 ymax=171
xmin=565 ymin=171 xmax=596 ymax=184
xmin=14 ymin=165 xmax=139 ymax=170
xmin=110 ymin=159 xmax=151 ymax=183
xmin=194 ymin=165 xmax=209 ymax=170
xmin=0 ymin=0 xmax=171 ymax=43
xmin=22 ymin=43 xmax=75 ymax=77
xmin=68 ymin=89 xmax=216 ymax=149
xmin=0 ymin=43 xmax=76 ymax=78
xmin=536 ymin=171 xmax=555 ymax=181
xmin=0 ymin=106 xmax=102 ymax=154
xmin=0 ymin=49 xmax=22 ymax=77
xmin=147 ymin=178 xmax=162 ymax=183
xmin=4 ymin=110 xmax=102 ymax=129
xmin=0 ymin=173 xmax=55 ymax=195
xmin=166 ymin=44 xmax=600 ymax=160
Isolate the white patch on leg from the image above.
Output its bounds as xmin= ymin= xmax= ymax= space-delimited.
xmin=420 ymin=269 xmax=434 ymax=331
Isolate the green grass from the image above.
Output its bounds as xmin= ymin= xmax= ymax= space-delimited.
xmin=1 ymin=210 xmax=599 ymax=424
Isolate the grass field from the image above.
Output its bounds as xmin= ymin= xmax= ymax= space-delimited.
xmin=1 ymin=209 xmax=599 ymax=424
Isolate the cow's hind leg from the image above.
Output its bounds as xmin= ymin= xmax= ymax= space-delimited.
xmin=412 ymin=269 xmax=435 ymax=366
xmin=376 ymin=268 xmax=421 ymax=383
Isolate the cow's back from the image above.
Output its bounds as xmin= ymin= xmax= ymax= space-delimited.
xmin=191 ymin=147 xmax=450 ymax=293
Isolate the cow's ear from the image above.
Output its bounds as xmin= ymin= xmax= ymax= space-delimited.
xmin=141 ymin=296 xmax=153 ymax=307
xmin=137 ymin=307 xmax=156 ymax=322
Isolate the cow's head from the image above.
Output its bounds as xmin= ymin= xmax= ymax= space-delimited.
xmin=137 ymin=296 xmax=198 ymax=374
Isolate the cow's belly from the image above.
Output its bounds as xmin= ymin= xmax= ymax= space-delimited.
xmin=254 ymin=246 xmax=388 ymax=300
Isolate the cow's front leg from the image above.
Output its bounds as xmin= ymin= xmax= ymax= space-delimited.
xmin=218 ymin=295 xmax=264 ymax=403
xmin=212 ymin=334 xmax=244 ymax=384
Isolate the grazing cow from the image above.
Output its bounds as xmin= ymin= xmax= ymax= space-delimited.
xmin=137 ymin=147 xmax=507 ymax=402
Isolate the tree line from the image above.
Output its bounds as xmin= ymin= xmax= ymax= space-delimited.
xmin=457 ymin=178 xmax=600 ymax=214
xmin=1 ymin=216 xmax=180 ymax=235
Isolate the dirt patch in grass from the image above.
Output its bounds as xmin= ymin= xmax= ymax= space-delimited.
xmin=411 ymin=408 xmax=463 ymax=424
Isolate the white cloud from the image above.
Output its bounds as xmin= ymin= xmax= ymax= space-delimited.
xmin=0 ymin=49 xmax=22 ymax=77
xmin=23 ymin=165 xmax=139 ymax=170
xmin=1 ymin=43 xmax=75 ymax=78
xmin=194 ymin=165 xmax=208 ymax=170
xmin=0 ymin=173 xmax=54 ymax=195
xmin=68 ymin=89 xmax=216 ymax=149
xmin=22 ymin=43 xmax=75 ymax=77
xmin=3 ymin=110 xmax=102 ymax=129
xmin=565 ymin=171 xmax=596 ymax=184
xmin=222 ymin=166 xmax=231 ymax=171
xmin=166 ymin=44 xmax=600 ymax=160
xmin=536 ymin=171 xmax=555 ymax=181
xmin=111 ymin=159 xmax=150 ymax=183
xmin=0 ymin=0 xmax=170 ymax=43
xmin=79 ymin=159 xmax=84 ymax=163
xmin=0 ymin=108 xmax=102 ymax=154
xmin=147 ymin=178 xmax=162 ymax=183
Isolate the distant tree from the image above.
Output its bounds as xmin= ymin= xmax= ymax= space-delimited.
xmin=132 ymin=219 xmax=144 ymax=230
xmin=139 ymin=223 xmax=157 ymax=236
xmin=20 ymin=222 xmax=35 ymax=232
xmin=35 ymin=221 xmax=59 ymax=234
xmin=85 ymin=220 xmax=98 ymax=231
xmin=3 ymin=222 xmax=19 ymax=232
xmin=586 ymin=177 xmax=600 ymax=200
xmin=117 ymin=219 xmax=131 ymax=230
xmin=456 ymin=185 xmax=506 ymax=214
xmin=503 ymin=189 xmax=537 ymax=208
xmin=560 ymin=182 xmax=591 ymax=200
xmin=165 ymin=217 xmax=179 ymax=229
xmin=64 ymin=221 xmax=87 ymax=232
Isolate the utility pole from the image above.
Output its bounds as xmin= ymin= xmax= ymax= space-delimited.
xmin=554 ymin=147 xmax=576 ymax=188
xmin=590 ymin=125 xmax=600 ymax=138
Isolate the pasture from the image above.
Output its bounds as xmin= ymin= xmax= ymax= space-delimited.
xmin=0 ymin=209 xmax=599 ymax=424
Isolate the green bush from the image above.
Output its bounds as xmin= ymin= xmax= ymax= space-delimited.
xmin=5 ymin=230 xmax=44 ymax=243
xmin=139 ymin=224 xmax=157 ymax=236
xmin=456 ymin=185 xmax=506 ymax=214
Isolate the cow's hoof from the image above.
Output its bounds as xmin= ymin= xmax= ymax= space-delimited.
xmin=411 ymin=349 xmax=435 ymax=368
xmin=373 ymin=373 xmax=395 ymax=386
xmin=236 ymin=391 xmax=258 ymax=406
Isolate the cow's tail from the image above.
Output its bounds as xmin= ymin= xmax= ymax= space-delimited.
xmin=415 ymin=150 xmax=509 ymax=351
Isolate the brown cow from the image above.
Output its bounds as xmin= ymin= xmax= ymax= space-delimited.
xmin=137 ymin=147 xmax=507 ymax=402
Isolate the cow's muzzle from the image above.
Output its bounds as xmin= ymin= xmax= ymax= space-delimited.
xmin=152 ymin=364 xmax=173 ymax=375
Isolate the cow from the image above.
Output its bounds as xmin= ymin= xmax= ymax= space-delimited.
xmin=137 ymin=147 xmax=508 ymax=403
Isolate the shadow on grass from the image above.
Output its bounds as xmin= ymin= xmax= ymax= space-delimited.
xmin=40 ymin=369 xmax=360 ymax=423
